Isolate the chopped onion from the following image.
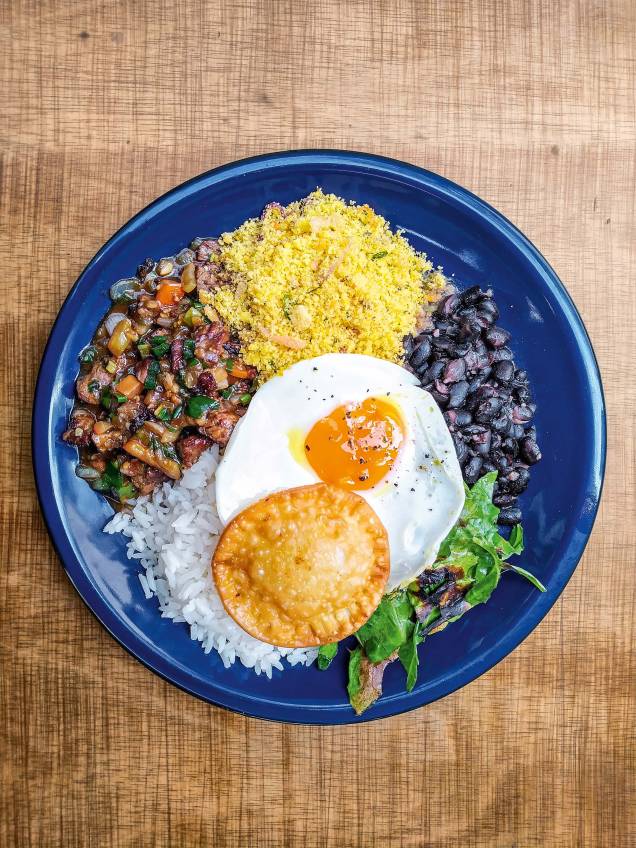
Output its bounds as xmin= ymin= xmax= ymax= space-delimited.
xmin=259 ymin=326 xmax=307 ymax=350
xmin=103 ymin=312 xmax=124 ymax=335
xmin=75 ymin=464 xmax=101 ymax=481
xmin=212 ymin=366 xmax=229 ymax=389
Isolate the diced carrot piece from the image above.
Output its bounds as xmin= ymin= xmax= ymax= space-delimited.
xmin=115 ymin=374 xmax=143 ymax=399
xmin=229 ymin=361 xmax=255 ymax=379
xmin=157 ymin=281 xmax=184 ymax=305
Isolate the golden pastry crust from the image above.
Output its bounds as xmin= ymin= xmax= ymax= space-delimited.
xmin=212 ymin=483 xmax=390 ymax=647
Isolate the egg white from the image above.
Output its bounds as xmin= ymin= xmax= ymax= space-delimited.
xmin=215 ymin=353 xmax=465 ymax=590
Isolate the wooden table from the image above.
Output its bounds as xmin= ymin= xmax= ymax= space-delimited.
xmin=2 ymin=2 xmax=634 ymax=845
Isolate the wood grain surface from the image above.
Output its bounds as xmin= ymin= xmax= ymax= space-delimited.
xmin=1 ymin=1 xmax=634 ymax=846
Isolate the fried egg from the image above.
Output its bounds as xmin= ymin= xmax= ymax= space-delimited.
xmin=215 ymin=353 xmax=465 ymax=590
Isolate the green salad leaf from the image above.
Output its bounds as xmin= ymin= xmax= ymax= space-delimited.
xmin=347 ymin=647 xmax=364 ymax=703
xmin=507 ymin=564 xmax=547 ymax=592
xmin=355 ymin=590 xmax=414 ymax=663
xmin=398 ymin=621 xmax=422 ymax=692
xmin=317 ymin=642 xmax=338 ymax=670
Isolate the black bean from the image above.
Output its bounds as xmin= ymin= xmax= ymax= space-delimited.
xmin=458 ymin=318 xmax=482 ymax=340
xmin=410 ymin=339 xmax=431 ymax=369
xmin=493 ymin=359 xmax=515 ymax=385
xmin=520 ymin=437 xmax=542 ymax=464
xmin=463 ymin=349 xmax=481 ymax=373
xmin=431 ymin=390 xmax=449 ymax=408
xmin=474 ymin=383 xmax=498 ymax=403
xmin=449 ymin=342 xmax=470 ymax=357
xmin=476 ymin=299 xmax=499 ymax=323
xmin=490 ymin=432 xmax=502 ymax=450
xmin=444 ymin=410 xmax=458 ymax=427
xmin=511 ymin=423 xmax=526 ymax=439
xmin=485 ymin=326 xmax=511 ymax=349
xmin=432 ymin=336 xmax=456 ymax=354
xmin=512 ymin=404 xmax=535 ymax=424
xmin=448 ymin=380 xmax=469 ymax=408
xmin=475 ymin=311 xmax=494 ymax=329
xmin=474 ymin=396 xmax=504 ymax=423
xmin=503 ymin=419 xmax=517 ymax=437
xmin=506 ymin=466 xmax=530 ymax=495
xmin=442 ymin=358 xmax=467 ymax=384
xmin=472 ymin=429 xmax=492 ymax=456
xmin=514 ymin=385 xmax=532 ymax=404
xmin=526 ymin=425 xmax=537 ymax=440
xmin=498 ymin=506 xmax=522 ymax=526
xmin=502 ymin=437 xmax=519 ymax=458
xmin=455 ymin=410 xmax=472 ymax=427
xmin=493 ymin=492 xmax=517 ymax=508
xmin=453 ymin=436 xmax=469 ymax=465
xmin=468 ymin=372 xmax=489 ymax=393
xmin=423 ymin=361 xmax=445 ymax=383
xmin=491 ymin=412 xmax=510 ymax=433
xmin=435 ymin=319 xmax=459 ymax=337
xmin=462 ymin=423 xmax=488 ymax=436
xmin=490 ymin=346 xmax=514 ymax=362
xmin=457 ymin=306 xmax=477 ymax=322
xmin=478 ymin=350 xmax=493 ymax=370
xmin=403 ymin=335 xmax=416 ymax=357
xmin=482 ymin=460 xmax=496 ymax=474
xmin=464 ymin=455 xmax=483 ymax=485
xmin=514 ymin=369 xmax=528 ymax=384
xmin=461 ymin=285 xmax=484 ymax=306
xmin=491 ymin=450 xmax=512 ymax=474
xmin=436 ymin=293 xmax=461 ymax=318
xmin=434 ymin=379 xmax=450 ymax=397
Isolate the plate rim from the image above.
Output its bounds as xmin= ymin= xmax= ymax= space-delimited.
xmin=32 ymin=149 xmax=607 ymax=724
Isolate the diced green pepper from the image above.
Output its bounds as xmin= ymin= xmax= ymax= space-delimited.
xmin=144 ymin=360 xmax=161 ymax=390
xmin=186 ymin=395 xmax=220 ymax=418
xmin=115 ymin=482 xmax=137 ymax=501
xmin=80 ymin=345 xmax=97 ymax=364
xmin=150 ymin=335 xmax=170 ymax=358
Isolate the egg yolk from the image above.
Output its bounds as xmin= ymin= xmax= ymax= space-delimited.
xmin=304 ymin=397 xmax=404 ymax=491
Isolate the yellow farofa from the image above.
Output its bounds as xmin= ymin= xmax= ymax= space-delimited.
xmin=211 ymin=189 xmax=446 ymax=381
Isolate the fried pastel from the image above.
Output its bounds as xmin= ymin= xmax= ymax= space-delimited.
xmin=212 ymin=483 xmax=390 ymax=647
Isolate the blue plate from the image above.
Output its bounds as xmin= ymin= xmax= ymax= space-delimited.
xmin=33 ymin=151 xmax=606 ymax=723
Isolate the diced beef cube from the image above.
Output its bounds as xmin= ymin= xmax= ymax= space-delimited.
xmin=62 ymin=408 xmax=96 ymax=446
xmin=177 ymin=433 xmax=213 ymax=468
xmin=76 ymin=364 xmax=113 ymax=404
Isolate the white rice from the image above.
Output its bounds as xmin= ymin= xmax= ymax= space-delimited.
xmin=104 ymin=448 xmax=317 ymax=677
